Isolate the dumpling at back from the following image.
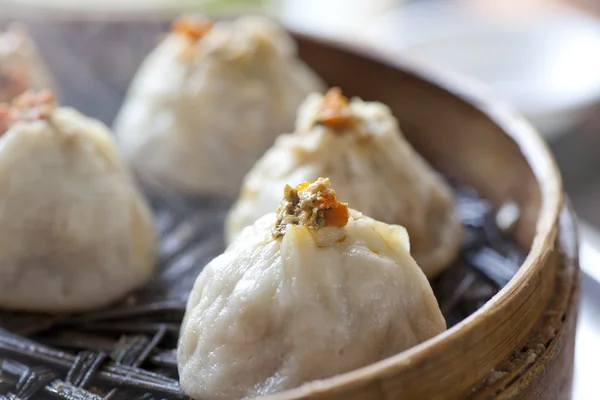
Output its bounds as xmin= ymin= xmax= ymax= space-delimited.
xmin=227 ymin=88 xmax=462 ymax=278
xmin=114 ymin=15 xmax=325 ymax=196
xmin=0 ymin=25 xmax=56 ymax=102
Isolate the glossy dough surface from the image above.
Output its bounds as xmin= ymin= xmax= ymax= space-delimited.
xmin=178 ymin=208 xmax=445 ymax=399
xmin=114 ymin=15 xmax=324 ymax=196
xmin=227 ymin=92 xmax=462 ymax=277
xmin=0 ymin=25 xmax=56 ymax=102
xmin=0 ymin=104 xmax=156 ymax=312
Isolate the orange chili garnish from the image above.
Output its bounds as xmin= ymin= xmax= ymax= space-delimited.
xmin=316 ymin=191 xmax=337 ymax=209
xmin=316 ymin=190 xmax=349 ymax=228
xmin=172 ymin=16 xmax=213 ymax=42
xmin=316 ymin=87 xmax=353 ymax=130
xmin=322 ymin=201 xmax=349 ymax=228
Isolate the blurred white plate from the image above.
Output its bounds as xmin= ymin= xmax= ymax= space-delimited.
xmin=365 ymin=1 xmax=600 ymax=139
xmin=575 ymin=224 xmax=600 ymax=400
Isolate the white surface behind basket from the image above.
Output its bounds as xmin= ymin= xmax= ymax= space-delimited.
xmin=575 ymin=229 xmax=600 ymax=400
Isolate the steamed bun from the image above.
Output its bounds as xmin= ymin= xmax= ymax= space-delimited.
xmin=114 ymin=15 xmax=325 ymax=196
xmin=178 ymin=178 xmax=445 ymax=400
xmin=226 ymin=88 xmax=462 ymax=278
xmin=0 ymin=25 xmax=56 ymax=102
xmin=0 ymin=91 xmax=156 ymax=312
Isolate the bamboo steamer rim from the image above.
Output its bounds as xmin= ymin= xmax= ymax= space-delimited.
xmin=264 ymin=32 xmax=564 ymax=400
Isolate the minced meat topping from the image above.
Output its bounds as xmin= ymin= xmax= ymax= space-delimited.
xmin=272 ymin=177 xmax=349 ymax=239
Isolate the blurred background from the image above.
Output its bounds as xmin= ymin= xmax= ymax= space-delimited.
xmin=0 ymin=0 xmax=598 ymax=398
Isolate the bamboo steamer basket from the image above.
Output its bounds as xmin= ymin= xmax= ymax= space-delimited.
xmin=0 ymin=12 xmax=578 ymax=399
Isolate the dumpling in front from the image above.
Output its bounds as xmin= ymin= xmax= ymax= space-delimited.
xmin=178 ymin=178 xmax=445 ymax=400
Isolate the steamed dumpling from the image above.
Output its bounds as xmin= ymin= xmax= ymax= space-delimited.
xmin=0 ymin=91 xmax=156 ymax=312
xmin=0 ymin=25 xmax=56 ymax=102
xmin=114 ymin=15 xmax=325 ymax=196
xmin=178 ymin=178 xmax=446 ymax=400
xmin=226 ymin=88 xmax=462 ymax=278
